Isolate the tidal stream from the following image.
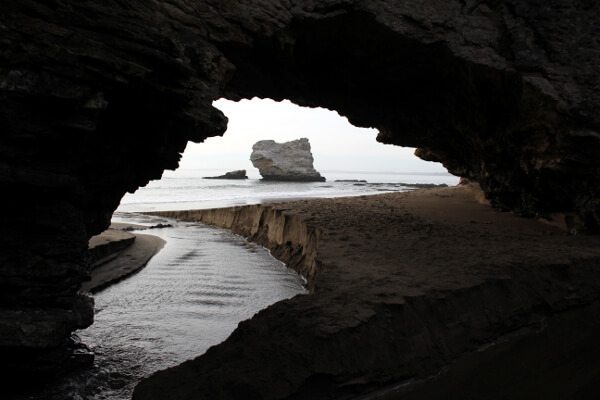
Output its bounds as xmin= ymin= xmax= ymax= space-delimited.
xmin=28 ymin=213 xmax=306 ymax=400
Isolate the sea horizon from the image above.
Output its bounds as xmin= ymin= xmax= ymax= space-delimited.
xmin=117 ymin=168 xmax=460 ymax=213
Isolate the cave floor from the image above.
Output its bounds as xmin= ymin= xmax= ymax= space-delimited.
xmin=135 ymin=186 xmax=600 ymax=400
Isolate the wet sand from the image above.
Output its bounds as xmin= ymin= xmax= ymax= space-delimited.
xmin=135 ymin=185 xmax=600 ymax=400
xmin=84 ymin=225 xmax=165 ymax=293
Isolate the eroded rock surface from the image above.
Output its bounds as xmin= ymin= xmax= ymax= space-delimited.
xmin=2 ymin=0 xmax=600 ymax=384
xmin=251 ymin=138 xmax=325 ymax=181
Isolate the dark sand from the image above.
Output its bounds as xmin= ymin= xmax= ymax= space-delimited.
xmin=134 ymin=185 xmax=600 ymax=400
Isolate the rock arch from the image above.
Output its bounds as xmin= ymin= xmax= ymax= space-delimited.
xmin=1 ymin=0 xmax=600 ymax=384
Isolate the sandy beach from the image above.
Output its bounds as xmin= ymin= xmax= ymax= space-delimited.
xmin=133 ymin=185 xmax=600 ymax=399
xmin=84 ymin=224 xmax=165 ymax=293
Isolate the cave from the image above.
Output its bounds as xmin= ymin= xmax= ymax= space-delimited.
xmin=2 ymin=1 xmax=600 ymax=398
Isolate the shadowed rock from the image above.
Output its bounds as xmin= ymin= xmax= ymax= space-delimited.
xmin=2 ymin=0 xmax=600 ymax=390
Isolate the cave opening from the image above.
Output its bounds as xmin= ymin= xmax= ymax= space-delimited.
xmin=117 ymin=97 xmax=458 ymax=213
xmin=73 ymin=96 xmax=464 ymax=400
xmin=97 ymin=97 xmax=460 ymax=400
xmin=4 ymin=1 xmax=600 ymax=399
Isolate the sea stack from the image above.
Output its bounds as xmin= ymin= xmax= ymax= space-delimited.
xmin=250 ymin=138 xmax=325 ymax=182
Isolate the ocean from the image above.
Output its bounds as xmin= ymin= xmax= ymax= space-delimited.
xmin=117 ymin=169 xmax=460 ymax=212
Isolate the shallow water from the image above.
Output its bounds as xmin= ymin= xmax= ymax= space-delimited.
xmin=26 ymin=214 xmax=305 ymax=400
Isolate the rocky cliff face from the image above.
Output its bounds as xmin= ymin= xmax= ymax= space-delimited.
xmin=251 ymin=138 xmax=325 ymax=181
xmin=1 ymin=0 xmax=600 ymax=382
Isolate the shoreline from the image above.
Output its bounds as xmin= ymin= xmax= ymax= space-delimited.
xmin=134 ymin=186 xmax=600 ymax=399
xmin=84 ymin=224 xmax=165 ymax=293
xmin=149 ymin=202 xmax=322 ymax=289
xmin=115 ymin=173 xmax=457 ymax=215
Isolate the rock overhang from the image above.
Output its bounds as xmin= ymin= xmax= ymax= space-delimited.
xmin=1 ymin=0 xmax=600 ymax=384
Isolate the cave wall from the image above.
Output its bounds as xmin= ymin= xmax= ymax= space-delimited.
xmin=1 ymin=0 xmax=600 ymax=375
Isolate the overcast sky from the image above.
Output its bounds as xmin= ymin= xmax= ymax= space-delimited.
xmin=177 ymin=98 xmax=448 ymax=174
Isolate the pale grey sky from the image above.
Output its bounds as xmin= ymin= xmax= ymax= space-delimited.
xmin=177 ymin=98 xmax=448 ymax=175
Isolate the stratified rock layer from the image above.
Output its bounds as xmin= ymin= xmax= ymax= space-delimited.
xmin=2 ymin=0 xmax=600 ymax=382
xmin=251 ymin=138 xmax=325 ymax=182
xmin=139 ymin=187 xmax=600 ymax=399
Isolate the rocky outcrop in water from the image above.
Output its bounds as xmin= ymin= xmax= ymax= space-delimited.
xmin=250 ymin=138 xmax=325 ymax=182
xmin=203 ymin=170 xmax=248 ymax=180
xmin=2 ymin=0 xmax=600 ymax=388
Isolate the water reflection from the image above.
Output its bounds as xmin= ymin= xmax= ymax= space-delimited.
xmin=27 ymin=214 xmax=306 ymax=400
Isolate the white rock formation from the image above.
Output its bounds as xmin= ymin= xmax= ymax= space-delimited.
xmin=250 ymin=138 xmax=325 ymax=182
